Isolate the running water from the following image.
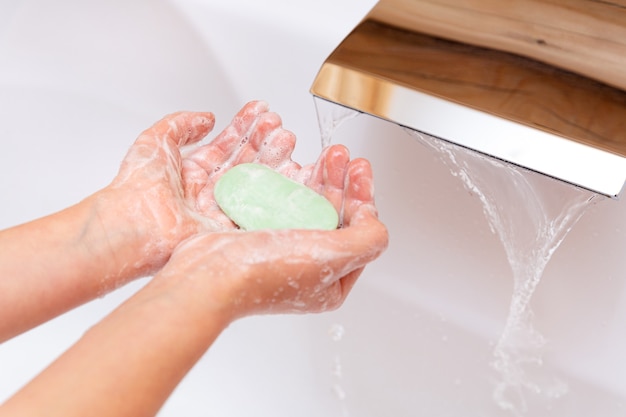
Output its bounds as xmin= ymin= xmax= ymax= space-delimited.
xmin=406 ymin=129 xmax=601 ymax=415
xmin=314 ymin=98 xmax=358 ymax=416
xmin=329 ymin=323 xmax=349 ymax=417
xmin=312 ymin=98 xmax=600 ymax=415
xmin=313 ymin=98 xmax=360 ymax=148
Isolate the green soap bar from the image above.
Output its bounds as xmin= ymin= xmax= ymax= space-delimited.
xmin=214 ymin=163 xmax=339 ymax=231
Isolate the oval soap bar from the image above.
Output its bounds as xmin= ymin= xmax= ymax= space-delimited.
xmin=214 ymin=163 xmax=339 ymax=231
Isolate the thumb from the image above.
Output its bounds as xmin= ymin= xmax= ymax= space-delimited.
xmin=137 ymin=112 xmax=216 ymax=149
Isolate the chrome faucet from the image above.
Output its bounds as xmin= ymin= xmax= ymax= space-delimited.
xmin=311 ymin=0 xmax=626 ymax=198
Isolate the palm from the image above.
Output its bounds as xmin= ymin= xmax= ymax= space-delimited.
xmin=180 ymin=104 xmax=303 ymax=228
xmin=111 ymin=101 xmax=320 ymax=251
xmin=159 ymin=148 xmax=385 ymax=319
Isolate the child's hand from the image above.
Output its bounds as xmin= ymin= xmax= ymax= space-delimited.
xmin=96 ymin=101 xmax=302 ymax=277
xmin=154 ymin=147 xmax=388 ymax=321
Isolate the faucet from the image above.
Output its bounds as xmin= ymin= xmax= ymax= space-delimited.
xmin=311 ymin=0 xmax=626 ymax=198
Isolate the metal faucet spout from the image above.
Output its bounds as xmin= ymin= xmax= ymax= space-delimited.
xmin=311 ymin=0 xmax=626 ymax=198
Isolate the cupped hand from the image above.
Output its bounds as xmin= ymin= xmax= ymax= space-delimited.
xmin=155 ymin=145 xmax=389 ymax=321
xmin=97 ymin=101 xmax=302 ymax=275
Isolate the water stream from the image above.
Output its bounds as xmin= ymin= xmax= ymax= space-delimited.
xmin=328 ymin=323 xmax=349 ymax=417
xmin=406 ymin=129 xmax=600 ymax=415
xmin=314 ymin=97 xmax=603 ymax=416
xmin=313 ymin=98 xmax=361 ymax=149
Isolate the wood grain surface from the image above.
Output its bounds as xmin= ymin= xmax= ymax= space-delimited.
xmin=371 ymin=0 xmax=626 ymax=91
xmin=323 ymin=18 xmax=626 ymax=155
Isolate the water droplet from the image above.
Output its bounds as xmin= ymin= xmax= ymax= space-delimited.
xmin=329 ymin=323 xmax=345 ymax=342
xmin=332 ymin=383 xmax=346 ymax=400
xmin=332 ymin=356 xmax=342 ymax=378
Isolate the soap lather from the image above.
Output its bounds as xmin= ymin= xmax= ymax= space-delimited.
xmin=214 ymin=163 xmax=339 ymax=231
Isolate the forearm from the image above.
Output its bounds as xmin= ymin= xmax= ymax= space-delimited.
xmin=0 ymin=189 xmax=152 ymax=341
xmin=0 ymin=151 xmax=389 ymax=416
xmin=0 ymin=262 xmax=231 ymax=417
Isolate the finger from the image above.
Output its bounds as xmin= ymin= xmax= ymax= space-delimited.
xmin=186 ymin=101 xmax=270 ymax=173
xmin=291 ymin=164 xmax=314 ymax=184
xmin=320 ymin=145 xmax=350 ymax=213
xmin=233 ymin=111 xmax=284 ymax=165
xmin=277 ymin=160 xmax=303 ymax=179
xmin=341 ymin=158 xmax=377 ymax=227
xmin=181 ymin=158 xmax=210 ymax=202
xmin=255 ymin=128 xmax=298 ymax=169
xmin=321 ymin=267 xmax=363 ymax=307
xmin=304 ymin=145 xmax=350 ymax=213
xmin=303 ymin=146 xmax=331 ymax=193
xmin=336 ymin=216 xmax=387 ymax=269
xmin=289 ymin=214 xmax=386 ymax=301
xmin=310 ymin=267 xmax=364 ymax=313
xmin=339 ymin=267 xmax=364 ymax=299
xmin=138 ymin=112 xmax=215 ymax=148
xmin=320 ymin=170 xmax=388 ymax=276
xmin=211 ymin=100 xmax=270 ymax=149
xmin=305 ymin=145 xmax=348 ymax=190
xmin=116 ymin=112 xmax=215 ymax=185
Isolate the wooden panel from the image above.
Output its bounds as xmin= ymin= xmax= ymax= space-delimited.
xmin=324 ymin=19 xmax=626 ymax=156
xmin=370 ymin=0 xmax=626 ymax=91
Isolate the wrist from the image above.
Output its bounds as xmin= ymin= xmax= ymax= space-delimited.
xmin=150 ymin=241 xmax=249 ymax=326
xmin=0 ymin=192 xmax=151 ymax=339
xmin=82 ymin=188 xmax=165 ymax=288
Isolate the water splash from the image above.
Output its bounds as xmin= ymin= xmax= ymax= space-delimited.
xmin=407 ymin=129 xmax=601 ymax=415
xmin=329 ymin=323 xmax=350 ymax=417
xmin=313 ymin=97 xmax=360 ymax=148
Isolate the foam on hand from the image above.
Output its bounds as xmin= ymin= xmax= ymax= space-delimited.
xmin=214 ymin=163 xmax=339 ymax=231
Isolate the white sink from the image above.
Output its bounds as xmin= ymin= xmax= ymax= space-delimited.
xmin=1 ymin=1 xmax=626 ymax=416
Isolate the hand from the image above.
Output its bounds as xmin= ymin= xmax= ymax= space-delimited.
xmin=0 ymin=103 xmax=370 ymax=341
xmin=0 ymin=145 xmax=388 ymax=416
xmin=94 ymin=101 xmax=302 ymax=278
xmin=154 ymin=145 xmax=389 ymax=321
